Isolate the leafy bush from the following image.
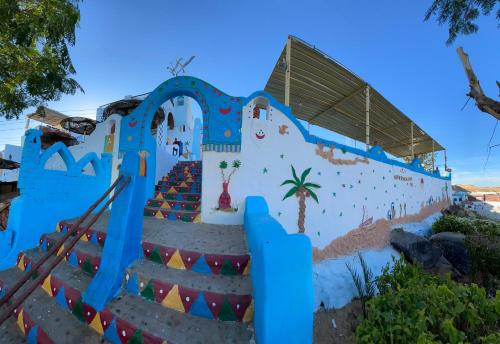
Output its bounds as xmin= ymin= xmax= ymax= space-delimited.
xmin=432 ymin=215 xmax=500 ymax=236
xmin=432 ymin=215 xmax=475 ymax=234
xmin=346 ymin=253 xmax=375 ymax=319
xmin=356 ymin=257 xmax=500 ymax=344
xmin=467 ymin=234 xmax=500 ymax=291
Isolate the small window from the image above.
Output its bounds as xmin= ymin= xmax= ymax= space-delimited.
xmin=252 ymin=97 xmax=270 ymax=121
xmin=177 ymin=96 xmax=184 ymax=106
xmin=167 ymin=112 xmax=174 ymax=129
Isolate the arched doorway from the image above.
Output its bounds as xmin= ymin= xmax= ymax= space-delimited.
xmin=118 ymin=76 xmax=244 ymax=199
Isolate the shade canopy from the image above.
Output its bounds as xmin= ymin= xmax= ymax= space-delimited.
xmin=28 ymin=106 xmax=69 ymax=130
xmin=102 ymin=99 xmax=165 ymax=133
xmin=39 ymin=126 xmax=78 ymax=149
xmin=264 ymin=36 xmax=444 ymax=157
xmin=0 ymin=158 xmax=20 ymax=170
xmin=60 ymin=117 xmax=97 ymax=135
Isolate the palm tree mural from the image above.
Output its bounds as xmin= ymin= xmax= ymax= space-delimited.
xmin=281 ymin=165 xmax=321 ymax=233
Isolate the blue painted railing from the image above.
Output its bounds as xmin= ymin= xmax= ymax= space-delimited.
xmin=83 ymin=151 xmax=146 ymax=310
xmin=0 ymin=130 xmax=112 ymax=269
xmin=244 ymin=196 xmax=313 ymax=344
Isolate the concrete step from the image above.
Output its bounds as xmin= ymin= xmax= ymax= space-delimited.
xmin=124 ymin=259 xmax=253 ymax=322
xmin=152 ymin=192 xmax=201 ymax=202
xmin=154 ymin=185 xmax=201 ymax=194
xmin=0 ymin=317 xmax=27 ymax=344
xmin=144 ymin=207 xmax=200 ymax=222
xmin=37 ymin=233 xmax=103 ymax=276
xmin=58 ymin=216 xmax=251 ymax=276
xmin=0 ymin=265 xmax=103 ymax=344
xmin=146 ymin=199 xmax=200 ymax=212
xmin=13 ymin=255 xmax=252 ymax=343
xmin=157 ymin=181 xmax=201 ymax=188
xmin=106 ymin=293 xmax=253 ymax=344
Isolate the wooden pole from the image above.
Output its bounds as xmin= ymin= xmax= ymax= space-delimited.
xmin=432 ymin=140 xmax=435 ymax=171
xmin=285 ymin=36 xmax=292 ymax=107
xmin=365 ymin=85 xmax=370 ymax=151
xmin=410 ymin=122 xmax=414 ymax=158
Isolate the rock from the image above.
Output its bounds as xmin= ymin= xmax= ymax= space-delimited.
xmin=430 ymin=232 xmax=471 ymax=275
xmin=390 ymin=228 xmax=442 ymax=268
xmin=425 ymin=255 xmax=461 ymax=278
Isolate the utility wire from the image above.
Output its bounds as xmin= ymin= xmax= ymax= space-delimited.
xmin=483 ymin=119 xmax=499 ymax=170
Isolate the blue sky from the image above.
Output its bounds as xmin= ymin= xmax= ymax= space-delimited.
xmin=0 ymin=0 xmax=498 ymax=185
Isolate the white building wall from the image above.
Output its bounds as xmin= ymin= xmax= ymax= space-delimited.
xmin=201 ymin=97 xmax=451 ymax=259
xmin=0 ymin=144 xmax=22 ymax=182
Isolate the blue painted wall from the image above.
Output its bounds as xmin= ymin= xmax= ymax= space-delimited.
xmin=0 ymin=129 xmax=112 ymax=269
xmin=118 ymin=76 xmax=243 ymax=201
xmin=244 ymin=196 xmax=313 ymax=344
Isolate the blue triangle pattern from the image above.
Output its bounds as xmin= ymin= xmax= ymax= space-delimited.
xmin=103 ymin=318 xmax=121 ymax=344
xmin=168 ymin=212 xmax=177 ymax=220
xmin=90 ymin=232 xmax=99 ymax=245
xmin=55 ymin=287 xmax=69 ymax=310
xmin=25 ymin=262 xmax=32 ymax=272
xmin=41 ymin=240 xmax=47 ymax=251
xmin=191 ymin=256 xmax=212 ymax=275
xmin=125 ymin=273 xmax=139 ymax=295
xmin=26 ymin=325 xmax=38 ymax=344
xmin=189 ymin=292 xmax=213 ymax=319
xmin=68 ymin=252 xmax=78 ymax=266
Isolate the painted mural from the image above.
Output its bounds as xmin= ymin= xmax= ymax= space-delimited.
xmin=200 ymin=91 xmax=452 ymax=263
xmin=217 ymin=160 xmax=241 ymax=212
xmin=281 ymin=166 xmax=321 ymax=233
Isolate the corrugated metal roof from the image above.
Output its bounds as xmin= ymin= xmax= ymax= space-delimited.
xmin=264 ymin=35 xmax=444 ymax=157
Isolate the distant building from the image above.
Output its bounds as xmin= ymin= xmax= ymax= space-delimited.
xmin=0 ymin=144 xmax=22 ymax=182
xmin=451 ymin=185 xmax=469 ymax=204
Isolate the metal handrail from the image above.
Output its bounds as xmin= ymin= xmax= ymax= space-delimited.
xmin=0 ymin=175 xmax=131 ymax=326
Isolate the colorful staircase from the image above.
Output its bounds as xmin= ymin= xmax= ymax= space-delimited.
xmin=144 ymin=161 xmax=202 ymax=223
xmin=0 ymin=177 xmax=254 ymax=343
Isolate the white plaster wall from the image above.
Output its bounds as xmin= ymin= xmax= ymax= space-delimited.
xmin=155 ymin=145 xmax=178 ymax=184
xmin=313 ymin=246 xmax=400 ymax=310
xmin=44 ymin=115 xmax=122 ymax=183
xmin=201 ymin=97 xmax=451 ymax=251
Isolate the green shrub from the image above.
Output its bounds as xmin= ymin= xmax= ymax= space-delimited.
xmin=432 ymin=215 xmax=475 ymax=235
xmin=432 ymin=215 xmax=500 ymax=236
xmin=467 ymin=234 xmax=500 ymax=291
xmin=356 ymin=257 xmax=500 ymax=344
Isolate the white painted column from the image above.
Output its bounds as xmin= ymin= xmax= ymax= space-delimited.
xmin=284 ymin=36 xmax=291 ymax=107
xmin=365 ymin=85 xmax=370 ymax=151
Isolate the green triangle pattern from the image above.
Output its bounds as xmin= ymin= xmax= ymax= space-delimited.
xmin=129 ymin=330 xmax=145 ymax=344
xmin=148 ymin=248 xmax=163 ymax=264
xmin=140 ymin=281 xmax=155 ymax=302
xmin=71 ymin=299 xmax=85 ymax=322
xmin=221 ymin=259 xmax=237 ymax=276
xmin=82 ymin=257 xmax=94 ymax=275
xmin=31 ymin=270 xmax=39 ymax=280
xmin=218 ymin=297 xmax=236 ymax=321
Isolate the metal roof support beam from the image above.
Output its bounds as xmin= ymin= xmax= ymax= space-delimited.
xmin=284 ymin=36 xmax=291 ymax=106
xmin=432 ymin=140 xmax=435 ymax=171
xmin=365 ymin=85 xmax=370 ymax=151
xmin=308 ymin=86 xmax=365 ymax=124
xmin=410 ymin=122 xmax=414 ymax=158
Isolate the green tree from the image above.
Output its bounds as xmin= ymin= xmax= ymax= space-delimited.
xmin=281 ymin=165 xmax=321 ymax=234
xmin=424 ymin=0 xmax=500 ymax=45
xmin=0 ymin=0 xmax=83 ymax=119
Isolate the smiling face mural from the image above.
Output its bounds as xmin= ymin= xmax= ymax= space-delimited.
xmin=250 ymin=120 xmax=267 ymax=147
